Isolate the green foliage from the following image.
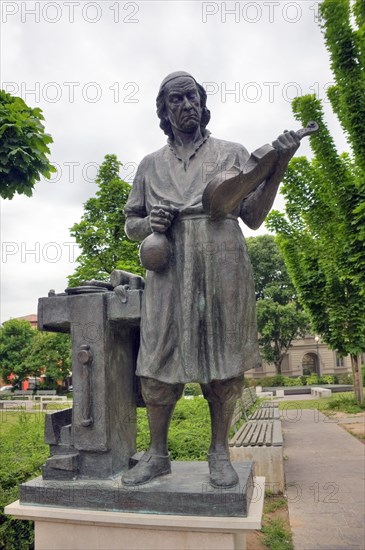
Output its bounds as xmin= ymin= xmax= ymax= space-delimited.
xmin=256 ymin=300 xmax=310 ymax=374
xmin=321 ymin=375 xmax=335 ymax=385
xmin=337 ymin=372 xmax=353 ymax=385
xmin=247 ymin=236 xmax=310 ymax=374
xmin=261 ymin=517 xmax=294 ymax=550
xmin=243 ymin=377 xmax=255 ymax=388
xmin=136 ymin=407 xmax=150 ymax=452
xmin=266 ymin=1 xmax=365 ymax=404
xmin=0 ymin=412 xmax=48 ymax=549
xmin=168 ymin=399 xmax=211 ymax=461
xmin=0 ymin=320 xmax=34 ymax=385
xmin=0 ymin=90 xmax=55 ymax=199
xmin=281 ymin=377 xmax=302 ymax=387
xmin=0 ymin=320 xmax=71 ymax=388
xmin=137 ymin=398 xmax=211 ymax=460
xmin=264 ymin=496 xmax=288 ymax=514
xmin=267 ymin=130 xmax=364 ymax=358
xmin=183 ymin=383 xmax=202 ymax=396
xmin=326 ymin=394 xmax=365 ymax=413
xmin=27 ymin=332 xmax=71 ymax=388
xmin=320 ymin=0 xmax=365 ymax=174
xmin=263 ymin=375 xmax=285 ymax=387
xmin=68 ymin=154 xmax=144 ymax=286
xmin=246 ymin=235 xmax=296 ymax=303
xmin=246 ymin=375 xmax=284 ymax=387
xmin=248 ymin=374 xmax=339 ymax=387
xmin=306 ymin=374 xmax=320 ymax=386
xmin=278 ymin=391 xmax=365 ymax=413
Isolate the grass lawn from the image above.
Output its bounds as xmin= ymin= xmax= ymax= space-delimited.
xmin=0 ymin=411 xmax=48 ymax=549
xmin=278 ymin=391 xmax=365 ymax=414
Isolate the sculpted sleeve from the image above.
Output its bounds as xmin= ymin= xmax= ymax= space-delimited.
xmin=124 ymin=158 xmax=152 ymax=242
xmin=239 ymin=176 xmax=281 ymax=230
xmin=124 ymin=159 xmax=148 ymax=218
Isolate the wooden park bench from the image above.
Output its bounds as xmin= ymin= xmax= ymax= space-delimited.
xmin=248 ymin=406 xmax=280 ymax=420
xmin=231 ymin=387 xmax=258 ymax=425
xmin=230 ymin=388 xmax=284 ymax=494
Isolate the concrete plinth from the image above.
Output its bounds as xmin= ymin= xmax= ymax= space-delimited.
xmin=5 ymin=477 xmax=265 ymax=550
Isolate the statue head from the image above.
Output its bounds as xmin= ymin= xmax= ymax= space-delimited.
xmin=156 ymin=71 xmax=211 ymax=140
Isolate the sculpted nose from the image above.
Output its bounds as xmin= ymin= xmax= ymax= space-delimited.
xmin=182 ymin=96 xmax=193 ymax=109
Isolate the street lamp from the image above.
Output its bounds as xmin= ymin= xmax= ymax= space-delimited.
xmin=314 ymin=335 xmax=321 ymax=376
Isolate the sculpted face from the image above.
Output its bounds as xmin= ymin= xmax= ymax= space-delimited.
xmin=164 ymin=77 xmax=202 ymax=134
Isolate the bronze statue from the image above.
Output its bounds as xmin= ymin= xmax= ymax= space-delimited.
xmin=122 ymin=71 xmax=301 ymax=488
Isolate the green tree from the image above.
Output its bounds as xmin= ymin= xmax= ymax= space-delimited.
xmin=0 ymin=320 xmax=71 ymax=389
xmin=267 ymin=0 xmax=365 ymax=403
xmin=0 ymin=90 xmax=55 ymax=199
xmin=68 ymin=154 xmax=143 ymax=286
xmin=247 ymin=235 xmax=310 ymax=374
xmin=0 ymin=319 xmax=34 ymax=386
xmin=27 ymin=332 xmax=71 ymax=389
xmin=246 ymin=234 xmax=295 ymax=303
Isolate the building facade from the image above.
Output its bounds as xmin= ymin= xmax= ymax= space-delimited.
xmin=246 ymin=335 xmax=356 ymax=378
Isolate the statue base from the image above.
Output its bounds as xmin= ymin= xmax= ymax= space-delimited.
xmin=6 ymin=476 xmax=265 ymax=550
xmin=19 ymin=461 xmax=254 ymax=518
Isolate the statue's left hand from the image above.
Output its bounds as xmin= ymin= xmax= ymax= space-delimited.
xmin=272 ymin=130 xmax=300 ymax=170
xmin=149 ymin=204 xmax=178 ymax=233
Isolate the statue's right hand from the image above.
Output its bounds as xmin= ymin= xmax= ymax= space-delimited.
xmin=149 ymin=204 xmax=177 ymax=233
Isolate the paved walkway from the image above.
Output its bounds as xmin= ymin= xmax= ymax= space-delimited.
xmin=283 ymin=409 xmax=365 ymax=549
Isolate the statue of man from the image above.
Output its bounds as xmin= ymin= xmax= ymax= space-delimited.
xmin=123 ymin=71 xmax=299 ymax=487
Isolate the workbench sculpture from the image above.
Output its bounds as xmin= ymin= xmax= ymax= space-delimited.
xmin=37 ymin=270 xmax=144 ymax=481
xmin=21 ymin=71 xmax=317 ymax=517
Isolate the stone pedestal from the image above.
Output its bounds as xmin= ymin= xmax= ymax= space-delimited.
xmin=5 ymin=477 xmax=265 ymax=550
xmin=20 ymin=461 xmax=255 ymax=517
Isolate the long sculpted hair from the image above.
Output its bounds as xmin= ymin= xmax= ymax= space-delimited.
xmin=156 ymin=78 xmax=211 ymax=141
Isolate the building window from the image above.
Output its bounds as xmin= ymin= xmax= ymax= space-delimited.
xmin=336 ymin=354 xmax=344 ymax=367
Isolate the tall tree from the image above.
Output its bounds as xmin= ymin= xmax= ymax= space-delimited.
xmin=27 ymin=332 xmax=71 ymax=389
xmin=68 ymin=154 xmax=143 ymax=287
xmin=247 ymin=234 xmax=295 ymax=303
xmin=0 ymin=319 xmax=34 ymax=386
xmin=247 ymin=235 xmax=310 ymax=374
xmin=0 ymin=91 xmax=55 ymax=199
xmin=267 ymin=0 xmax=365 ymax=402
xmin=0 ymin=320 xmax=71 ymax=388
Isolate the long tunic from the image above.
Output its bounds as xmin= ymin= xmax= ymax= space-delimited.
xmin=125 ymin=133 xmax=262 ymax=384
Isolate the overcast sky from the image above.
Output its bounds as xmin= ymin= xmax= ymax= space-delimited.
xmin=1 ymin=0 xmax=348 ymax=323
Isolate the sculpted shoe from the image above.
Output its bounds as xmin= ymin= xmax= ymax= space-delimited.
xmin=208 ymin=452 xmax=239 ymax=488
xmin=122 ymin=451 xmax=171 ymax=486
